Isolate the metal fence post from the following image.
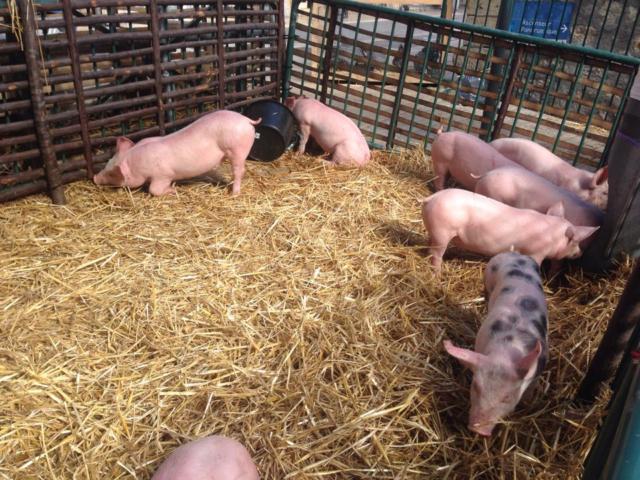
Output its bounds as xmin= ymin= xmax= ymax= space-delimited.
xmin=482 ymin=0 xmax=514 ymax=140
xmin=387 ymin=21 xmax=414 ymax=149
xmin=319 ymin=5 xmax=338 ymax=103
xmin=18 ymin=0 xmax=66 ymax=204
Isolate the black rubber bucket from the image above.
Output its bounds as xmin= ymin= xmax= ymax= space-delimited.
xmin=244 ymin=99 xmax=296 ymax=162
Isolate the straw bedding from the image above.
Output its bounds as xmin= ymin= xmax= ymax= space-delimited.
xmin=0 ymin=150 xmax=630 ymax=479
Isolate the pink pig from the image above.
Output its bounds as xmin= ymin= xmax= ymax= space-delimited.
xmin=151 ymin=435 xmax=259 ymax=480
xmin=490 ymin=138 xmax=608 ymax=209
xmin=445 ymin=252 xmax=548 ymax=436
xmin=284 ymin=95 xmax=370 ymax=167
xmin=475 ymin=166 xmax=604 ymax=227
xmin=421 ymin=189 xmax=599 ymax=270
xmin=93 ymin=110 xmax=261 ymax=196
xmin=430 ymin=130 xmax=520 ymax=191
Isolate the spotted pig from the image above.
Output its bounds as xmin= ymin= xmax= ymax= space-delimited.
xmin=444 ymin=252 xmax=548 ymax=436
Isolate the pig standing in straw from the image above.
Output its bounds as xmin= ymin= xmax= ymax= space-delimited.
xmin=285 ymin=95 xmax=371 ymax=167
xmin=151 ymin=435 xmax=259 ymax=480
xmin=430 ymin=130 xmax=521 ymax=191
xmin=93 ymin=110 xmax=261 ymax=196
xmin=490 ymin=137 xmax=609 ymax=209
xmin=444 ymin=252 xmax=548 ymax=436
xmin=420 ymin=189 xmax=599 ymax=271
xmin=474 ymin=166 xmax=604 ymax=227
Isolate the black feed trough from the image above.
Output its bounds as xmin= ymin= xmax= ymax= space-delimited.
xmin=244 ymin=99 xmax=296 ymax=162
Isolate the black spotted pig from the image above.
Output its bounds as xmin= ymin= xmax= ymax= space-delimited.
xmin=285 ymin=96 xmax=370 ymax=167
xmin=445 ymin=252 xmax=548 ymax=436
xmin=490 ymin=138 xmax=608 ymax=209
xmin=421 ymin=189 xmax=599 ymax=271
xmin=475 ymin=166 xmax=604 ymax=227
xmin=430 ymin=130 xmax=520 ymax=191
xmin=151 ymin=435 xmax=259 ymax=480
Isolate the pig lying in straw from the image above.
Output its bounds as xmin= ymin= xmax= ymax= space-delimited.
xmin=93 ymin=110 xmax=261 ymax=196
xmin=475 ymin=166 xmax=604 ymax=227
xmin=430 ymin=130 xmax=520 ymax=191
xmin=421 ymin=189 xmax=599 ymax=271
xmin=490 ymin=138 xmax=609 ymax=209
xmin=151 ymin=435 xmax=259 ymax=480
xmin=444 ymin=252 xmax=548 ymax=436
xmin=285 ymin=95 xmax=370 ymax=167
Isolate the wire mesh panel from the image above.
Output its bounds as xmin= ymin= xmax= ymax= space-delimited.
xmin=0 ymin=0 xmax=284 ymax=203
xmin=284 ymin=0 xmax=638 ymax=170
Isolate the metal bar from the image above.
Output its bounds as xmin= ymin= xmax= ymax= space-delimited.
xmin=572 ymin=63 xmax=611 ymax=165
xmin=150 ymin=0 xmax=166 ymax=135
xmin=341 ymin=9 xmax=363 ymax=115
xmin=355 ymin=12 xmax=379 ymax=128
xmin=531 ymin=56 xmax=561 ymax=141
xmin=276 ymin=0 xmax=284 ymax=99
xmin=216 ymin=0 xmax=226 ymax=107
xmin=320 ymin=0 xmax=640 ymax=65
xmin=17 ymin=0 xmax=65 ymax=204
xmin=602 ymin=75 xmax=636 ymax=167
xmin=319 ymin=5 xmax=338 ymax=103
xmin=491 ymin=44 xmax=522 ymax=139
xmin=62 ymin=0 xmax=94 ymax=178
xmin=282 ymin=0 xmax=299 ymax=100
xmin=369 ymin=18 xmax=396 ymax=142
xmin=508 ymin=49 xmax=539 ymax=137
xmin=552 ymin=59 xmax=585 ymax=153
xmin=387 ymin=20 xmax=414 ymax=149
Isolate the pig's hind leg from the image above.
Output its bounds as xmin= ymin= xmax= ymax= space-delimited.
xmin=425 ymin=228 xmax=453 ymax=271
xmin=331 ymin=142 xmax=366 ymax=167
xmin=228 ymin=152 xmax=247 ymax=196
xmin=149 ymin=178 xmax=176 ymax=196
xmin=431 ymin=160 xmax=448 ymax=191
xmin=297 ymin=123 xmax=311 ymax=154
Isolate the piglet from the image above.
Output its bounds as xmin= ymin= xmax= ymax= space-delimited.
xmin=285 ymin=95 xmax=370 ymax=167
xmin=475 ymin=166 xmax=604 ymax=227
xmin=490 ymin=138 xmax=608 ymax=209
xmin=445 ymin=252 xmax=548 ymax=436
xmin=93 ymin=110 xmax=261 ymax=196
xmin=421 ymin=189 xmax=599 ymax=270
xmin=151 ymin=435 xmax=259 ymax=480
xmin=430 ymin=130 xmax=519 ymax=191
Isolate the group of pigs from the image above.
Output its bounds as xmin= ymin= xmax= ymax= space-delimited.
xmin=92 ymin=96 xmax=370 ymax=194
xmin=424 ymin=131 xmax=608 ymax=436
xmin=92 ymin=98 xmax=609 ymax=475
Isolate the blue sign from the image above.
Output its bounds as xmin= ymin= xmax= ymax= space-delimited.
xmin=509 ymin=1 xmax=575 ymax=42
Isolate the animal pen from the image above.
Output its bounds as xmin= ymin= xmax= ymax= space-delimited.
xmin=1 ymin=0 xmax=640 ymax=478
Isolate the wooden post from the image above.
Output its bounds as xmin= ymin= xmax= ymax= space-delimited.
xmin=18 ymin=0 xmax=66 ymax=204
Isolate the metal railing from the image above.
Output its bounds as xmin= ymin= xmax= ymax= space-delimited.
xmin=284 ymin=0 xmax=638 ymax=170
xmin=0 ymin=0 xmax=284 ymax=203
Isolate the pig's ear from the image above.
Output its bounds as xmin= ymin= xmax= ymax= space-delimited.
xmin=569 ymin=225 xmax=600 ymax=244
xmin=284 ymin=96 xmax=295 ymax=108
xmin=546 ymin=202 xmax=565 ymax=218
xmin=443 ymin=340 xmax=488 ymax=370
xmin=591 ymin=166 xmax=608 ymax=188
xmin=515 ymin=340 xmax=542 ymax=379
xmin=101 ymin=164 xmax=126 ymax=185
xmin=116 ymin=136 xmax=135 ymax=155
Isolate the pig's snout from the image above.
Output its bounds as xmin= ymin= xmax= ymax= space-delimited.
xmin=469 ymin=419 xmax=496 ymax=437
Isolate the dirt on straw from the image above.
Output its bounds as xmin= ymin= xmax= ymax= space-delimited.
xmin=0 ymin=150 xmax=630 ymax=479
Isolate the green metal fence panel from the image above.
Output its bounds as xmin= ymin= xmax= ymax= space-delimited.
xmin=445 ymin=0 xmax=640 ymax=56
xmin=284 ymin=0 xmax=638 ymax=170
